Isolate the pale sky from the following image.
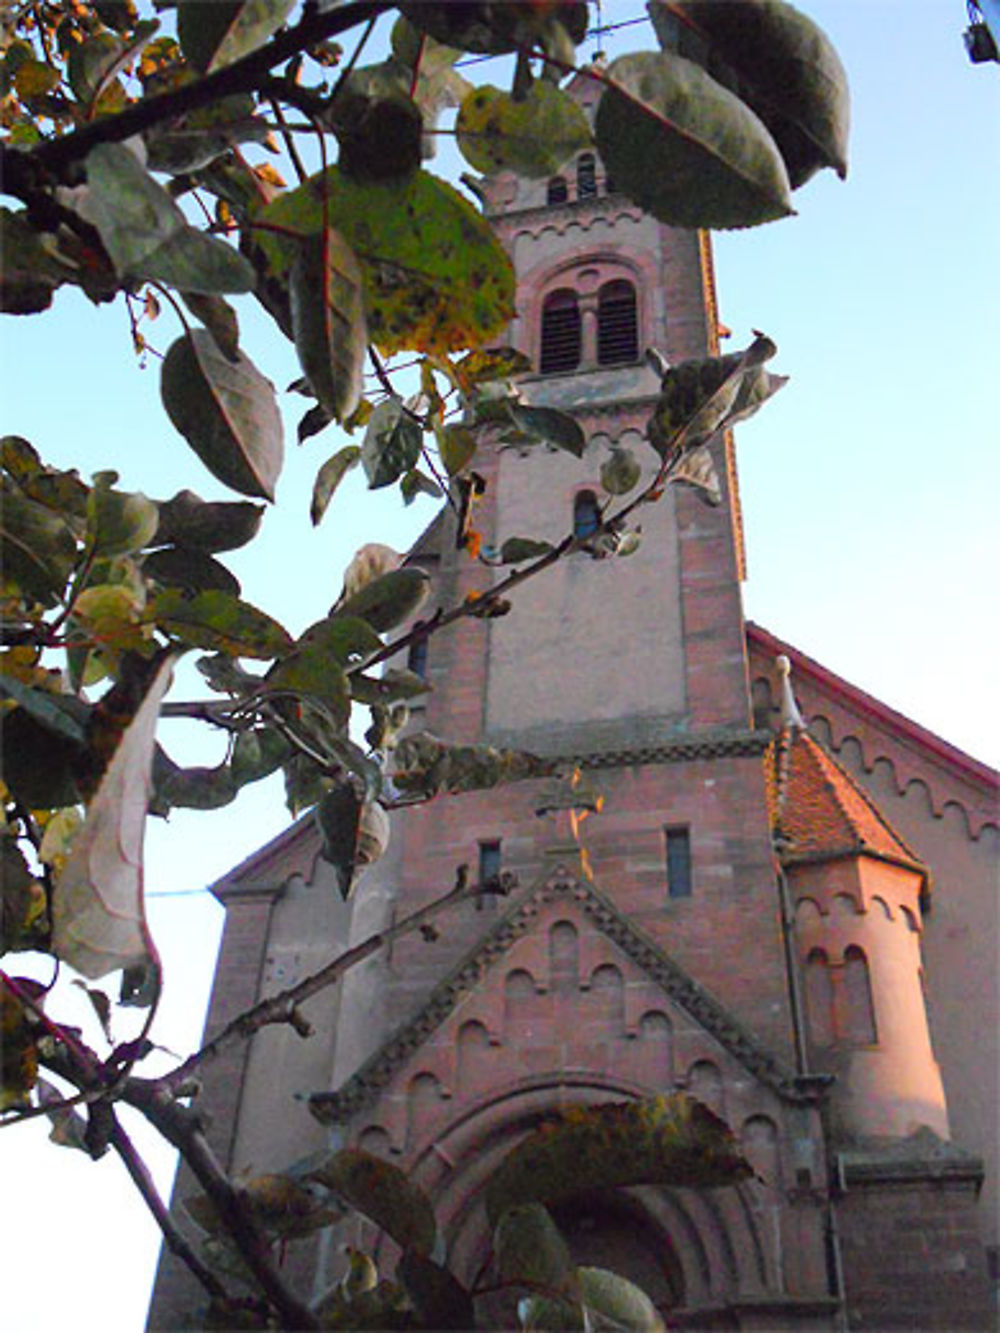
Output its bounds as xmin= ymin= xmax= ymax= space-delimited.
xmin=1 ymin=5 xmax=997 ymax=1331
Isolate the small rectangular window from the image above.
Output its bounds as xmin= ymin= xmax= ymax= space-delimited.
xmin=407 ymin=621 xmax=428 ymax=678
xmin=477 ymin=840 xmax=502 ymax=911
xmin=665 ymin=826 xmax=692 ymax=899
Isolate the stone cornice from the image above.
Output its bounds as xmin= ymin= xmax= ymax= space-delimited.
xmin=310 ymin=866 xmax=814 ymax=1128
xmin=568 ymin=729 xmax=773 ymax=770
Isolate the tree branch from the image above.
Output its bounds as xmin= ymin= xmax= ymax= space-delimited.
xmin=13 ymin=1 xmax=390 ymax=181
xmin=109 ymin=1111 xmax=232 ymax=1307
xmin=163 ymin=866 xmax=485 ymax=1090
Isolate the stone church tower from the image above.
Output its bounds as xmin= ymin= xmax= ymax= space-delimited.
xmin=149 ymin=84 xmax=997 ymax=1331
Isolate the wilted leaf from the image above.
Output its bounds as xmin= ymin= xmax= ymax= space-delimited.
xmin=161 ymin=330 xmax=284 ymax=500
xmin=147 ymin=589 xmax=292 ymax=659
xmin=484 ymin=1094 xmax=754 ymax=1226
xmin=290 ymin=231 xmax=366 ymax=423
xmin=653 ymin=0 xmax=849 ymax=187
xmin=495 ymin=1203 xmax=572 ymax=1291
xmin=50 ymin=655 xmax=175 ymax=980
xmin=68 ymin=20 xmax=158 ymax=110
xmin=671 ymin=445 xmax=721 ymax=506
xmin=36 ymin=1078 xmax=90 ymax=1152
xmin=308 ymin=1148 xmax=437 ymax=1254
xmin=85 ymin=143 xmax=256 ymax=293
xmin=647 ymin=333 xmax=783 ymax=457
xmin=455 ymin=346 xmax=532 ymax=386
xmin=314 ymin=783 xmax=362 ymax=899
xmin=595 ymin=51 xmax=793 ymax=229
xmin=457 ymin=81 xmax=592 ymax=178
xmin=177 ymin=0 xmax=295 ymax=72
xmin=311 ymin=446 xmax=362 ymax=527
xmin=507 ymin=403 xmax=586 ymax=458
xmin=1 ymin=839 xmax=47 ymax=953
xmin=155 ymin=490 xmax=263 ymax=554
xmin=255 ymin=168 xmax=515 ymax=355
xmin=186 ymin=1170 xmax=337 ymax=1241
xmin=1 ymin=978 xmax=41 ymax=1111
xmin=393 ymin=731 xmax=555 ymax=799
xmin=334 ymin=567 xmax=431 ymax=634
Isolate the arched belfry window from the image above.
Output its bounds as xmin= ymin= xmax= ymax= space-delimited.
xmin=547 ymin=175 xmax=568 ymax=205
xmin=540 ymin=289 xmax=581 ymax=374
xmin=597 ymin=280 xmax=638 ymax=365
xmin=574 ymin=490 xmax=601 ymax=539
xmin=577 ymin=152 xmax=597 ymax=199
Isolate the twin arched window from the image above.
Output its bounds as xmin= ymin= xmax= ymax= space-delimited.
xmin=805 ymin=946 xmax=877 ymax=1047
xmin=540 ymin=279 xmax=638 ymax=375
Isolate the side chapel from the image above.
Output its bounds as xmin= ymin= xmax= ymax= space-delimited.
xmin=149 ymin=76 xmax=998 ymax=1332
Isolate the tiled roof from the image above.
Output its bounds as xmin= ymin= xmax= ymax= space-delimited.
xmin=768 ymin=729 xmax=922 ymax=867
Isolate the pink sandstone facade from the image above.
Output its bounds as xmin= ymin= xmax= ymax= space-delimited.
xmin=148 ymin=82 xmax=998 ymax=1331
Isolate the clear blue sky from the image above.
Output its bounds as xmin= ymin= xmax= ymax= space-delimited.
xmin=1 ymin=5 xmax=997 ymax=1330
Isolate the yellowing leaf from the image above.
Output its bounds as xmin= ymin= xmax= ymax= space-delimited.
xmin=308 ymin=1148 xmax=437 ymax=1254
xmin=50 ymin=655 xmax=175 ymax=980
xmin=457 ymin=81 xmax=592 ymax=178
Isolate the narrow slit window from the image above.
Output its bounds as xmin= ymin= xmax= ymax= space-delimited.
xmin=577 ymin=152 xmax=597 ymax=199
xmin=597 ymin=280 xmax=639 ymax=365
xmin=547 ymin=176 xmax=568 ymax=205
xmin=842 ymin=946 xmax=877 ymax=1045
xmin=665 ymin=826 xmax=692 ymax=899
xmin=540 ymin=289 xmax=581 ymax=374
xmin=573 ymin=490 xmax=601 ymax=539
xmin=407 ymin=621 xmax=428 ymax=679
xmin=477 ymin=840 xmax=502 ymax=910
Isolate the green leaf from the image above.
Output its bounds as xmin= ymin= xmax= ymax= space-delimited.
xmin=349 ymin=667 xmax=431 ymax=706
xmin=600 ymin=446 xmax=642 ymax=496
xmin=290 ymin=230 xmax=366 ymax=425
xmin=653 ymin=0 xmax=849 ymax=187
xmin=0 ymin=675 xmax=88 ymax=744
xmin=359 ymin=398 xmax=422 ymax=491
xmin=334 ymin=567 xmax=431 ymax=634
xmin=230 ymin=727 xmax=291 ymax=787
xmin=0 ymin=208 xmax=74 ymax=314
xmin=291 ymin=615 xmax=384 ymax=670
xmin=255 ymin=168 xmax=515 ymax=355
xmin=265 ymin=642 xmax=353 ymax=727
xmin=180 ymin=292 xmax=240 ymax=361
xmin=143 ymin=546 xmax=241 ymax=596
xmin=148 ymin=589 xmax=292 ymax=659
xmin=400 ymin=468 xmax=443 ymax=505
xmin=398 ymin=1253 xmax=475 ymax=1332
xmin=85 ymin=143 xmax=256 ymax=294
xmin=333 ymin=88 xmax=424 ymax=184
xmin=150 ymin=749 xmax=238 ymax=814
xmin=457 ymin=81 xmax=592 ymax=178
xmin=0 ymin=484 xmax=78 ymax=606
xmin=498 ymin=537 xmax=554 ymax=564
xmin=507 ymin=403 xmax=586 ymax=458
xmin=484 ymin=1093 xmax=754 ymax=1227
xmin=154 ymin=490 xmax=264 ymax=554
xmin=311 ymin=445 xmax=361 ymax=526
xmin=435 ymin=423 xmax=477 ymax=477
xmin=595 ymin=51 xmax=793 ymax=229
xmin=400 ymin=2 xmax=588 ymax=56
xmin=308 ymin=1148 xmax=437 ymax=1254
xmin=577 ymin=1267 xmax=665 ymax=1332
xmin=161 ymin=330 xmax=284 ymax=501
xmin=67 ymin=21 xmax=158 ymax=109
xmin=393 ymin=731 xmax=555 ymax=799
xmin=50 ymin=656 xmax=175 ymax=980
xmin=86 ymin=479 xmax=158 ymax=559
xmin=177 ymin=0 xmax=295 ymax=73
xmin=495 ymin=1203 xmax=573 ymax=1291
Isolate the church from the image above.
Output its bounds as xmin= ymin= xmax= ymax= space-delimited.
xmin=149 ymin=93 xmax=998 ymax=1330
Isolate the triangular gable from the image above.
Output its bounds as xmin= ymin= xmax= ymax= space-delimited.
xmin=310 ymin=862 xmax=813 ymax=1130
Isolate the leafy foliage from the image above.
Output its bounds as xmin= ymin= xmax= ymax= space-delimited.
xmin=0 ymin=1 xmax=846 ymax=1327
